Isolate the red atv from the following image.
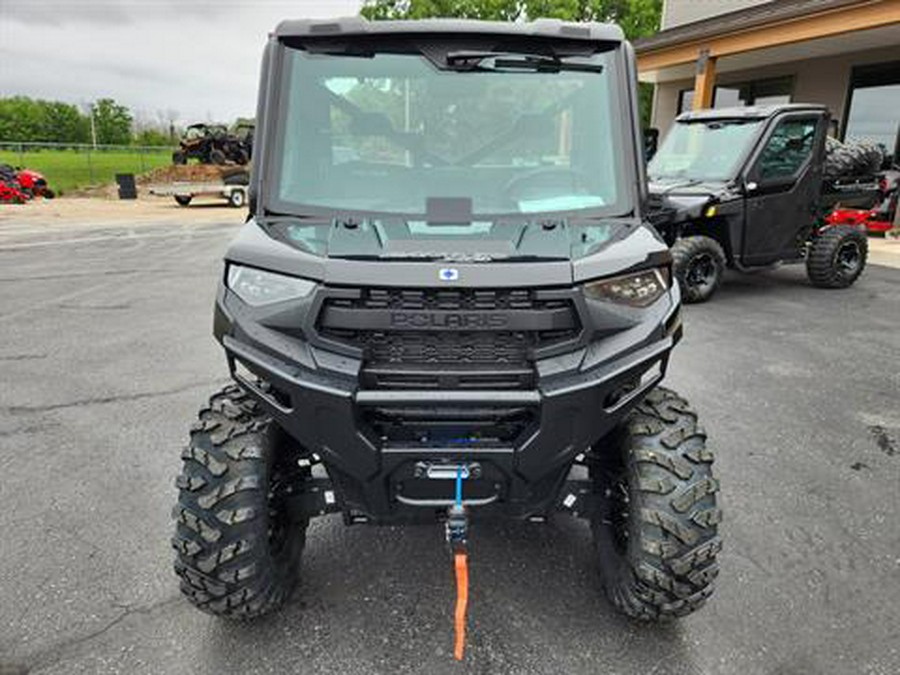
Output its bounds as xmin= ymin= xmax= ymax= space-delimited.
xmin=826 ymin=169 xmax=899 ymax=234
xmin=0 ymin=164 xmax=27 ymax=203
xmin=0 ymin=164 xmax=55 ymax=201
xmin=0 ymin=182 xmax=28 ymax=204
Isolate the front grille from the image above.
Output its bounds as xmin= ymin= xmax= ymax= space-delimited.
xmin=365 ymin=405 xmax=535 ymax=447
xmin=361 ymin=363 xmax=535 ymax=390
xmin=330 ymin=287 xmax=571 ymax=312
xmin=358 ymin=331 xmax=528 ymax=365
xmin=317 ymin=287 xmax=580 ymax=389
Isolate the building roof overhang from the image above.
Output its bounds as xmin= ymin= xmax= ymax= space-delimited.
xmin=636 ymin=0 xmax=900 ymax=77
xmin=637 ymin=0 xmax=866 ymax=53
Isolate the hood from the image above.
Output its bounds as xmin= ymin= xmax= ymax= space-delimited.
xmin=224 ymin=217 xmax=670 ymax=288
xmin=257 ymin=216 xmax=648 ymax=262
xmin=647 ymin=178 xmax=734 ymax=225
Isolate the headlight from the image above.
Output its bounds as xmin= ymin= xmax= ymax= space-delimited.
xmin=584 ymin=268 xmax=669 ymax=308
xmin=226 ymin=264 xmax=316 ymax=306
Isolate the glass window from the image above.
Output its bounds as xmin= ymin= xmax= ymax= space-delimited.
xmin=681 ymin=78 xmax=792 ymax=115
xmin=750 ymin=77 xmax=792 ymax=104
xmin=275 ymin=47 xmax=625 ymax=218
xmin=649 ymin=119 xmax=763 ymax=182
xmin=753 ymin=94 xmax=791 ymax=107
xmin=678 ymin=89 xmax=694 ymax=114
xmin=713 ymin=87 xmax=744 ymax=108
xmin=845 ymin=83 xmax=900 ymax=160
xmin=755 ymin=118 xmax=817 ymax=180
xmin=711 ymin=78 xmax=792 ymax=110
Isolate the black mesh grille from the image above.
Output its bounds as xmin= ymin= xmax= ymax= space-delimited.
xmin=318 ymin=287 xmax=579 ymax=374
xmin=326 ymin=287 xmax=572 ymax=312
xmin=364 ymin=331 xmax=528 ymax=365
xmin=364 ymin=405 xmax=535 ymax=447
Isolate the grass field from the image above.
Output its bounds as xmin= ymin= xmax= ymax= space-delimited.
xmin=0 ymin=147 xmax=173 ymax=194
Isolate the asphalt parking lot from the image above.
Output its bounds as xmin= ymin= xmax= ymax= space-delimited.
xmin=1 ymin=213 xmax=898 ymax=675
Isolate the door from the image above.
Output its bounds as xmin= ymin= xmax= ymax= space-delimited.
xmin=741 ymin=114 xmax=824 ymax=266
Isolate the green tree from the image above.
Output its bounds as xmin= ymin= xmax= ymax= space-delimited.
xmin=91 ymin=98 xmax=133 ymax=145
xmin=134 ymin=128 xmax=173 ymax=146
xmin=0 ymin=96 xmax=90 ymax=143
xmin=42 ymin=101 xmax=91 ymax=143
xmin=0 ymin=97 xmax=42 ymax=142
xmin=361 ymin=0 xmax=520 ymax=20
xmin=361 ymin=0 xmax=661 ymax=34
xmin=359 ymin=0 xmax=662 ymax=126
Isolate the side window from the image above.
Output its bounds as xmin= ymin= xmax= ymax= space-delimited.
xmin=756 ymin=118 xmax=817 ymax=180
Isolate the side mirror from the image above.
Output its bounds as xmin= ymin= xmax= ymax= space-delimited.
xmin=745 ymin=181 xmax=758 ymax=192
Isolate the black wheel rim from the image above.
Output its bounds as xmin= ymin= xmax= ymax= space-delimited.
xmin=685 ymin=252 xmax=717 ymax=291
xmin=601 ymin=471 xmax=631 ymax=555
xmin=267 ymin=457 xmax=306 ymax=557
xmin=835 ymin=240 xmax=862 ymax=274
xmin=267 ymin=479 xmax=290 ymax=556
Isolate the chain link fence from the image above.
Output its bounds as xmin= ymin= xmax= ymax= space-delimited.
xmin=0 ymin=142 xmax=176 ymax=194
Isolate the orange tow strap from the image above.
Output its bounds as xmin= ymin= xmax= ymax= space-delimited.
xmin=453 ymin=552 xmax=469 ymax=660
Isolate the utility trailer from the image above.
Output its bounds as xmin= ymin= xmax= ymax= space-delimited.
xmin=149 ymin=181 xmax=248 ymax=208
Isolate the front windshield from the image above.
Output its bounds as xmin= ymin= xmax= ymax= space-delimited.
xmin=273 ymin=45 xmax=627 ymax=218
xmin=649 ymin=119 xmax=762 ymax=182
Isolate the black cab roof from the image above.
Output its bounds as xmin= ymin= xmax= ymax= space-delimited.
xmin=273 ymin=16 xmax=624 ymax=43
xmin=676 ymin=103 xmax=828 ymax=123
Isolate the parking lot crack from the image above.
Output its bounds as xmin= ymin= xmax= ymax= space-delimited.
xmin=24 ymin=595 xmax=182 ymax=673
xmin=0 ymin=423 xmax=48 ymax=439
xmin=5 ymin=379 xmax=229 ymax=415
xmin=0 ymin=353 xmax=47 ymax=362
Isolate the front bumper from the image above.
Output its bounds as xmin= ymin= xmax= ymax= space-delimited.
xmin=218 ymin=287 xmax=681 ymax=521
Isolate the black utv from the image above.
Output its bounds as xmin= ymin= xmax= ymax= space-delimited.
xmin=648 ymin=105 xmax=872 ymax=302
xmin=172 ymin=17 xmax=721 ymax=631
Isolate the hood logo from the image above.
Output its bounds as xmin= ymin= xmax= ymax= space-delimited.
xmin=439 ymin=267 xmax=459 ymax=282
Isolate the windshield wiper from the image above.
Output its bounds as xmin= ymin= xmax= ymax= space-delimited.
xmin=445 ymin=51 xmax=604 ymax=73
xmin=653 ymin=178 xmax=706 ymax=194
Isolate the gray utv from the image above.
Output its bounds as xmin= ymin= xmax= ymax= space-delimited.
xmin=172 ymin=17 xmax=721 ymax=631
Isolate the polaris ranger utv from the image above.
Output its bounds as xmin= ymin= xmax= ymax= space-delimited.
xmin=172 ymin=17 xmax=721 ymax=641
xmin=648 ymin=104 xmax=871 ymax=302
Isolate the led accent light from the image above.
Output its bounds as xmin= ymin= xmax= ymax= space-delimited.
xmin=583 ymin=268 xmax=669 ymax=308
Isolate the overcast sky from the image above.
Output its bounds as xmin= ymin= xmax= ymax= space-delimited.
xmin=0 ymin=0 xmax=362 ymax=125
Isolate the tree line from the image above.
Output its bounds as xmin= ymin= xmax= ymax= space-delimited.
xmin=361 ymin=0 xmax=661 ymax=36
xmin=0 ymin=97 xmax=179 ymax=146
xmin=2 ymin=2 xmax=661 ymax=145
xmin=360 ymin=0 xmax=662 ymax=127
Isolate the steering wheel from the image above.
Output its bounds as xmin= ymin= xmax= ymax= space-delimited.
xmin=502 ymin=166 xmax=591 ymax=206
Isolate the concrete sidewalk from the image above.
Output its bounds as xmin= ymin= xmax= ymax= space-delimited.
xmin=868 ymin=236 xmax=900 ymax=269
